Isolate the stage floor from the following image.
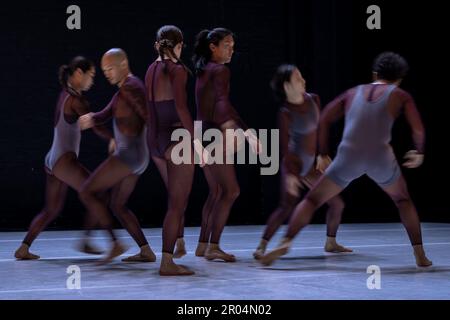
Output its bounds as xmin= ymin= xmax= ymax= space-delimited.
xmin=1 ymin=223 xmax=449 ymax=300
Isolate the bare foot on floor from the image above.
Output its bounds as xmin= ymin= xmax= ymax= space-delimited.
xmin=14 ymin=244 xmax=40 ymax=260
xmin=324 ymin=242 xmax=353 ymax=253
xmin=260 ymin=238 xmax=291 ymax=266
xmin=413 ymin=245 xmax=432 ymax=267
xmin=79 ymin=241 xmax=104 ymax=255
xmin=253 ymin=247 xmax=265 ymax=260
xmin=173 ymin=238 xmax=187 ymax=259
xmin=122 ymin=244 xmax=155 ymax=262
xmin=159 ymin=253 xmax=195 ymax=276
xmin=122 ymin=252 xmax=156 ymax=262
xmin=205 ymin=245 xmax=236 ymax=262
xmin=97 ymin=241 xmax=128 ymax=265
xmin=253 ymin=239 xmax=268 ymax=260
xmin=195 ymin=242 xmax=208 ymax=257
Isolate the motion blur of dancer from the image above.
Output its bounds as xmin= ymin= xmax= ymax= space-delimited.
xmin=15 ymin=56 xmax=114 ymax=260
xmin=262 ymin=52 xmax=432 ymax=268
xmin=253 ymin=64 xmax=351 ymax=260
xmin=79 ymin=49 xmax=154 ymax=264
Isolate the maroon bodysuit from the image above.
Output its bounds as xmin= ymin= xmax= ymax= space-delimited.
xmin=195 ymin=62 xmax=247 ymax=131
xmin=145 ymin=60 xmax=194 ymax=158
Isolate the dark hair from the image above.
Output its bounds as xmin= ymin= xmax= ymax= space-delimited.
xmin=58 ymin=56 xmax=94 ymax=89
xmin=156 ymin=25 xmax=191 ymax=74
xmin=372 ymin=52 xmax=409 ymax=81
xmin=270 ymin=64 xmax=298 ymax=103
xmin=192 ymin=28 xmax=234 ymax=74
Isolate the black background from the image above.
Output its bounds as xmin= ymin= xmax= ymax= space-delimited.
xmin=0 ymin=0 xmax=447 ymax=231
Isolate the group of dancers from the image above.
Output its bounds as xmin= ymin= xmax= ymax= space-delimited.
xmin=14 ymin=24 xmax=432 ymax=277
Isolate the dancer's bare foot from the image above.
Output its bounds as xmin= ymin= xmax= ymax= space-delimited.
xmin=260 ymin=238 xmax=292 ymax=266
xmin=195 ymin=242 xmax=208 ymax=257
xmin=122 ymin=244 xmax=156 ymax=262
xmin=79 ymin=241 xmax=104 ymax=255
xmin=324 ymin=237 xmax=353 ymax=253
xmin=14 ymin=243 xmax=40 ymax=260
xmin=413 ymin=244 xmax=432 ymax=267
xmin=98 ymin=241 xmax=127 ymax=265
xmin=159 ymin=253 xmax=195 ymax=276
xmin=173 ymin=238 xmax=187 ymax=259
xmin=253 ymin=239 xmax=268 ymax=260
xmin=205 ymin=243 xmax=236 ymax=262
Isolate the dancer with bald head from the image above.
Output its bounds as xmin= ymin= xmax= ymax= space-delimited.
xmin=79 ymin=48 xmax=155 ymax=263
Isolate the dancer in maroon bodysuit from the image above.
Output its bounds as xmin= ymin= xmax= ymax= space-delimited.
xmin=193 ymin=28 xmax=262 ymax=262
xmin=79 ymin=49 xmax=155 ymax=264
xmin=146 ymin=25 xmax=210 ymax=275
xmin=262 ymin=52 xmax=432 ymax=268
xmin=15 ymin=56 xmax=116 ymax=260
xmin=253 ymin=64 xmax=351 ymax=260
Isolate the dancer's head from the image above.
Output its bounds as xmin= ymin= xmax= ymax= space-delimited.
xmin=154 ymin=25 xmax=190 ymax=74
xmin=270 ymin=64 xmax=306 ymax=104
xmin=372 ymin=52 xmax=409 ymax=84
xmin=192 ymin=28 xmax=234 ymax=74
xmin=59 ymin=56 xmax=95 ymax=92
xmin=155 ymin=25 xmax=184 ymax=60
xmin=101 ymin=48 xmax=130 ymax=86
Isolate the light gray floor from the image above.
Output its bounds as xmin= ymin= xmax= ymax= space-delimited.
xmin=1 ymin=223 xmax=449 ymax=300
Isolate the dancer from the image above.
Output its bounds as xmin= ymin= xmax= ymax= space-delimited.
xmin=146 ymin=25 xmax=209 ymax=275
xmin=262 ymin=52 xmax=432 ymax=267
xmin=192 ymin=28 xmax=262 ymax=262
xmin=15 ymin=56 xmax=114 ymax=260
xmin=253 ymin=64 xmax=351 ymax=260
xmin=79 ymin=49 xmax=155 ymax=264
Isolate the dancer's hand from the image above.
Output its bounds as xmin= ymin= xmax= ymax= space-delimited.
xmin=403 ymin=150 xmax=424 ymax=168
xmin=245 ymin=131 xmax=263 ymax=154
xmin=108 ymin=139 xmax=116 ymax=154
xmin=193 ymin=139 xmax=209 ymax=167
xmin=316 ymin=154 xmax=332 ymax=173
xmin=286 ymin=174 xmax=301 ymax=197
xmin=79 ymin=112 xmax=95 ymax=130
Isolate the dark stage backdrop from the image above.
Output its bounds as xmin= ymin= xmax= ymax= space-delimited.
xmin=0 ymin=0 xmax=448 ymax=230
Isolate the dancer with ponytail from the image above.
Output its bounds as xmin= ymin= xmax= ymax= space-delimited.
xmin=15 ymin=56 xmax=115 ymax=260
xmin=192 ymin=28 xmax=262 ymax=262
xmin=146 ymin=25 xmax=208 ymax=275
